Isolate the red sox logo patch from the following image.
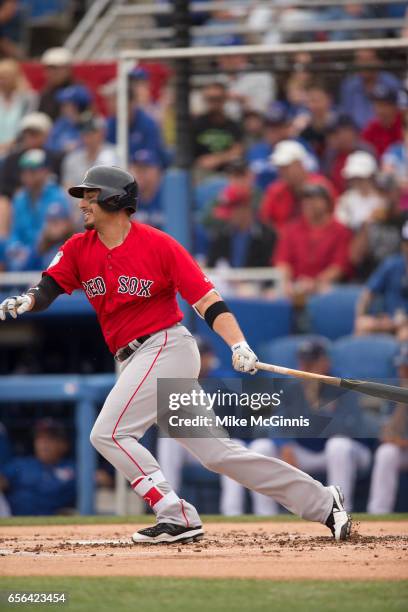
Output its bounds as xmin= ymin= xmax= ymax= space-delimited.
xmin=82 ymin=276 xmax=154 ymax=299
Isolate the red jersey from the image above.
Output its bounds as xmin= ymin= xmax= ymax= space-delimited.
xmin=274 ymin=216 xmax=352 ymax=279
xmin=44 ymin=222 xmax=214 ymax=354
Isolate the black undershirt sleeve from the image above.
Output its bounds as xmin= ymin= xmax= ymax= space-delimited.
xmin=28 ymin=275 xmax=65 ymax=312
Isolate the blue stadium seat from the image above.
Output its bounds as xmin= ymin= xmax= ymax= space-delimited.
xmin=195 ymin=298 xmax=294 ymax=370
xmin=331 ymin=335 xmax=399 ymax=380
xmin=307 ymin=285 xmax=363 ymax=340
xmin=194 ymin=176 xmax=228 ymax=210
xmin=258 ymin=334 xmax=332 ymax=370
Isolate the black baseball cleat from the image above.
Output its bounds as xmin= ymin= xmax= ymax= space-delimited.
xmin=132 ymin=523 xmax=204 ymax=544
xmin=325 ymin=485 xmax=352 ymax=541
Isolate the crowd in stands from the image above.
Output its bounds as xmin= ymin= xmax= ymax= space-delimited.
xmin=0 ymin=45 xmax=408 ymax=329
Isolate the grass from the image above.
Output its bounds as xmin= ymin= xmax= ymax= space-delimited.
xmin=0 ymin=577 xmax=406 ymax=612
xmin=0 ymin=513 xmax=407 ymax=527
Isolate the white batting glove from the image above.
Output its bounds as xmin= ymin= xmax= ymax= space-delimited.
xmin=231 ymin=341 xmax=258 ymax=375
xmin=0 ymin=294 xmax=33 ymax=321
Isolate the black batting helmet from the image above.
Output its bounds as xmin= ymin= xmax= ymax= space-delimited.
xmin=68 ymin=165 xmax=138 ymax=212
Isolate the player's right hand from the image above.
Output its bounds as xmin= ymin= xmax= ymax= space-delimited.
xmin=0 ymin=294 xmax=33 ymax=321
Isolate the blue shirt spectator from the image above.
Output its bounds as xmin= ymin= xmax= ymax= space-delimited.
xmin=47 ymin=85 xmax=93 ymax=153
xmin=6 ymin=148 xmax=71 ymax=271
xmin=0 ymin=418 xmax=76 ymax=516
xmin=1 ymin=456 xmax=76 ymax=515
xmin=107 ymin=108 xmax=168 ymax=168
xmin=339 ymin=49 xmax=401 ymax=129
xmin=129 ymin=149 xmax=164 ymax=229
xmin=367 ymin=254 xmax=408 ymax=316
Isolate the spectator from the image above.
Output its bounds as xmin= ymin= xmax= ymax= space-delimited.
xmin=38 ymin=47 xmax=77 ymax=120
xmin=192 ymin=82 xmax=243 ymax=175
xmin=246 ymin=103 xmax=292 ymax=192
xmin=282 ymin=52 xmax=313 ymax=118
xmin=202 ymin=158 xmax=255 ymax=224
xmin=0 ymin=419 xmax=76 ymax=516
xmin=351 ymin=174 xmax=406 ymax=280
xmin=129 ymin=149 xmax=164 ymax=230
xmin=323 ymin=114 xmax=375 ymax=193
xmin=355 ymin=222 xmax=408 ymax=341
xmin=47 ymin=85 xmax=93 ymax=153
xmin=339 ymin=49 xmax=401 ymax=129
xmin=259 ymin=140 xmax=336 ymax=230
xmin=105 ymin=80 xmax=168 ymax=168
xmin=272 ymin=339 xmax=371 ymax=512
xmin=6 ymin=148 xmax=71 ymax=271
xmin=35 ymin=202 xmax=75 ymax=269
xmin=368 ymin=342 xmax=408 ymax=514
xmin=0 ymin=1 xmax=22 ymax=58
xmin=128 ymin=66 xmax=163 ymax=124
xmin=335 ymin=151 xmax=384 ymax=231
xmin=206 ymin=182 xmax=276 ymax=268
xmin=382 ymin=113 xmax=408 ymax=210
xmin=274 ymin=183 xmax=352 ymax=302
xmin=194 ymin=10 xmax=244 ymax=46
xmin=242 ymin=110 xmax=265 ymax=149
xmin=62 ymin=114 xmax=118 ymax=226
xmin=0 ymin=112 xmax=62 ymax=198
xmin=324 ymin=3 xmax=378 ymax=42
xmin=361 ymin=84 xmax=403 ymax=158
xmin=298 ymin=81 xmax=336 ymax=162
xmin=0 ymin=59 xmax=37 ymax=157
xmin=218 ymin=53 xmax=275 ymax=120
xmin=0 ymin=112 xmax=63 ymax=238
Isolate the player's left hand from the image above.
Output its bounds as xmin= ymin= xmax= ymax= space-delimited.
xmin=231 ymin=341 xmax=258 ymax=375
xmin=0 ymin=294 xmax=33 ymax=321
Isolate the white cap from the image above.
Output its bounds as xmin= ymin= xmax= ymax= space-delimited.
xmin=19 ymin=112 xmax=52 ymax=134
xmin=342 ymin=151 xmax=378 ymax=179
xmin=99 ymin=79 xmax=117 ymax=97
xmin=41 ymin=47 xmax=73 ymax=66
xmin=270 ymin=140 xmax=308 ymax=167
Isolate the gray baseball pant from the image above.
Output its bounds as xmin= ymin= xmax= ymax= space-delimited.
xmin=90 ymin=324 xmax=333 ymax=526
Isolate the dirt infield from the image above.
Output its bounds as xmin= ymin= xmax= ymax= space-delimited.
xmin=0 ymin=521 xmax=407 ymax=581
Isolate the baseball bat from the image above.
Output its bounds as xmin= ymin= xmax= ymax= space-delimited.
xmin=255 ymin=361 xmax=408 ymax=404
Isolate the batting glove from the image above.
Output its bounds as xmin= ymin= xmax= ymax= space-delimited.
xmin=231 ymin=341 xmax=258 ymax=375
xmin=0 ymin=294 xmax=33 ymax=321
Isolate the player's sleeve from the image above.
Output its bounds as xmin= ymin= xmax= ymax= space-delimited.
xmin=42 ymin=235 xmax=82 ymax=295
xmin=164 ymin=236 xmax=215 ymax=305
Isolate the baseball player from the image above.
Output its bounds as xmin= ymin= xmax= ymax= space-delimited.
xmin=0 ymin=165 xmax=351 ymax=543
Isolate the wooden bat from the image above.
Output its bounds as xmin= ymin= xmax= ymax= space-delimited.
xmin=255 ymin=361 xmax=408 ymax=404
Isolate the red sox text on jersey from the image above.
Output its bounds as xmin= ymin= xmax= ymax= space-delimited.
xmin=44 ymin=222 xmax=213 ymax=354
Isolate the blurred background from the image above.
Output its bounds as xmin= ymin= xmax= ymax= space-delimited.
xmin=0 ymin=0 xmax=408 ymax=519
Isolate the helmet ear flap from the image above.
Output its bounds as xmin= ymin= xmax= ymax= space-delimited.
xmin=97 ymin=195 xmax=121 ymax=212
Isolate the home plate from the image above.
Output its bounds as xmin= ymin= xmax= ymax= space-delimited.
xmin=68 ymin=539 xmax=132 ymax=546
